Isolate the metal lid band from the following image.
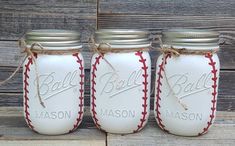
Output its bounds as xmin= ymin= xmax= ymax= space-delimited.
xmin=25 ymin=29 xmax=81 ymax=50
xmin=94 ymin=29 xmax=151 ymax=49
xmin=161 ymin=29 xmax=219 ymax=50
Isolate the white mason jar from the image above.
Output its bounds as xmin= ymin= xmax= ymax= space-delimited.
xmin=90 ymin=29 xmax=151 ymax=133
xmin=154 ymin=29 xmax=220 ymax=136
xmin=23 ymin=29 xmax=84 ymax=135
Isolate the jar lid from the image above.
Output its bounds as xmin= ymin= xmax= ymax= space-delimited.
xmin=25 ymin=29 xmax=82 ymax=49
xmin=94 ymin=29 xmax=151 ymax=49
xmin=162 ymin=29 xmax=219 ymax=49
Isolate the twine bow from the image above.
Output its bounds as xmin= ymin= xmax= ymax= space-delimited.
xmin=0 ymin=39 xmax=81 ymax=108
xmin=155 ymin=35 xmax=219 ymax=110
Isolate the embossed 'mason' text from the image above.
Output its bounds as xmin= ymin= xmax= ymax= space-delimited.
xmin=35 ymin=110 xmax=71 ymax=119
xmin=165 ymin=109 xmax=203 ymax=121
xmin=100 ymin=108 xmax=135 ymax=118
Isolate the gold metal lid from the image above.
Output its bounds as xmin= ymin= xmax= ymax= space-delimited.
xmin=25 ymin=29 xmax=82 ymax=49
xmin=94 ymin=29 xmax=151 ymax=49
xmin=162 ymin=29 xmax=219 ymax=50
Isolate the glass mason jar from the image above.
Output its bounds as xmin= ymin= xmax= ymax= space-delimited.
xmin=90 ymin=29 xmax=151 ymax=133
xmin=154 ymin=29 xmax=220 ymax=136
xmin=23 ymin=29 xmax=84 ymax=135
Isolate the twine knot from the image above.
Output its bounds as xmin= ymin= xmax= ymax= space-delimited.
xmin=159 ymin=47 xmax=181 ymax=56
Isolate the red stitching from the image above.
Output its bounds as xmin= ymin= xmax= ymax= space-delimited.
xmin=24 ymin=55 xmax=37 ymax=131
xmin=69 ymin=53 xmax=84 ymax=132
xmin=155 ymin=54 xmax=171 ymax=133
xmin=198 ymin=53 xmax=218 ymax=136
xmin=91 ymin=55 xmax=103 ymax=129
xmin=133 ymin=51 xmax=149 ymax=133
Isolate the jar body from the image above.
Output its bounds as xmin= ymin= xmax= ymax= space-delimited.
xmin=23 ymin=53 xmax=84 ymax=135
xmin=154 ymin=53 xmax=220 ymax=136
xmin=90 ymin=51 xmax=151 ymax=133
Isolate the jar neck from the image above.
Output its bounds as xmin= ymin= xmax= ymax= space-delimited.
xmin=162 ymin=44 xmax=219 ymax=51
xmin=96 ymin=43 xmax=151 ymax=49
xmin=26 ymin=45 xmax=82 ymax=50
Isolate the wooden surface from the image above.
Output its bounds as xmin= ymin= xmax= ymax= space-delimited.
xmin=0 ymin=107 xmax=106 ymax=146
xmin=108 ymin=111 xmax=235 ymax=146
xmin=0 ymin=107 xmax=234 ymax=146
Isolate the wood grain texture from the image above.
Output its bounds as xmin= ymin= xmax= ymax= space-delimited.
xmin=0 ymin=0 xmax=97 ymax=42
xmin=107 ymin=111 xmax=235 ymax=146
xmin=99 ymin=0 xmax=235 ymax=16
xmin=98 ymin=0 xmax=235 ymax=52
xmin=0 ymin=106 xmax=96 ymax=129
xmin=98 ymin=14 xmax=235 ymax=45
xmin=0 ymin=106 xmax=106 ymax=146
xmin=0 ymin=107 xmax=234 ymax=146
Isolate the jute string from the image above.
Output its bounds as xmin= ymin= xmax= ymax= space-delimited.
xmin=156 ymin=36 xmax=219 ymax=110
xmin=89 ymin=37 xmax=149 ymax=71
xmin=0 ymin=39 xmax=81 ymax=108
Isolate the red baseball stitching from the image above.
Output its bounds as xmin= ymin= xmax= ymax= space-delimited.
xmin=133 ymin=51 xmax=149 ymax=133
xmin=23 ymin=54 xmax=38 ymax=131
xmin=91 ymin=55 xmax=103 ymax=129
xmin=69 ymin=53 xmax=84 ymax=132
xmin=155 ymin=54 xmax=171 ymax=133
xmin=198 ymin=53 xmax=218 ymax=136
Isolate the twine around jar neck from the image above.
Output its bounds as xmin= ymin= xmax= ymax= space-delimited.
xmin=155 ymin=35 xmax=219 ymax=110
xmin=0 ymin=39 xmax=81 ymax=108
xmin=89 ymin=36 xmax=150 ymax=71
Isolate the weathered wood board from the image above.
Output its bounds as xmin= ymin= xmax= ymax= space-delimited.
xmin=107 ymin=111 xmax=235 ymax=146
xmin=0 ymin=107 xmax=106 ymax=146
xmin=1 ymin=107 xmax=234 ymax=146
xmin=0 ymin=0 xmax=97 ymax=42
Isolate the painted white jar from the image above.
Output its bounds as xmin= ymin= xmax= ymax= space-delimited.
xmin=154 ymin=29 xmax=220 ymax=136
xmin=23 ymin=29 xmax=84 ymax=135
xmin=90 ymin=29 xmax=151 ymax=133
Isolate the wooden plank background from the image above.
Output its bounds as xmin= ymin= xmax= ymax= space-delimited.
xmin=0 ymin=0 xmax=235 ymax=111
